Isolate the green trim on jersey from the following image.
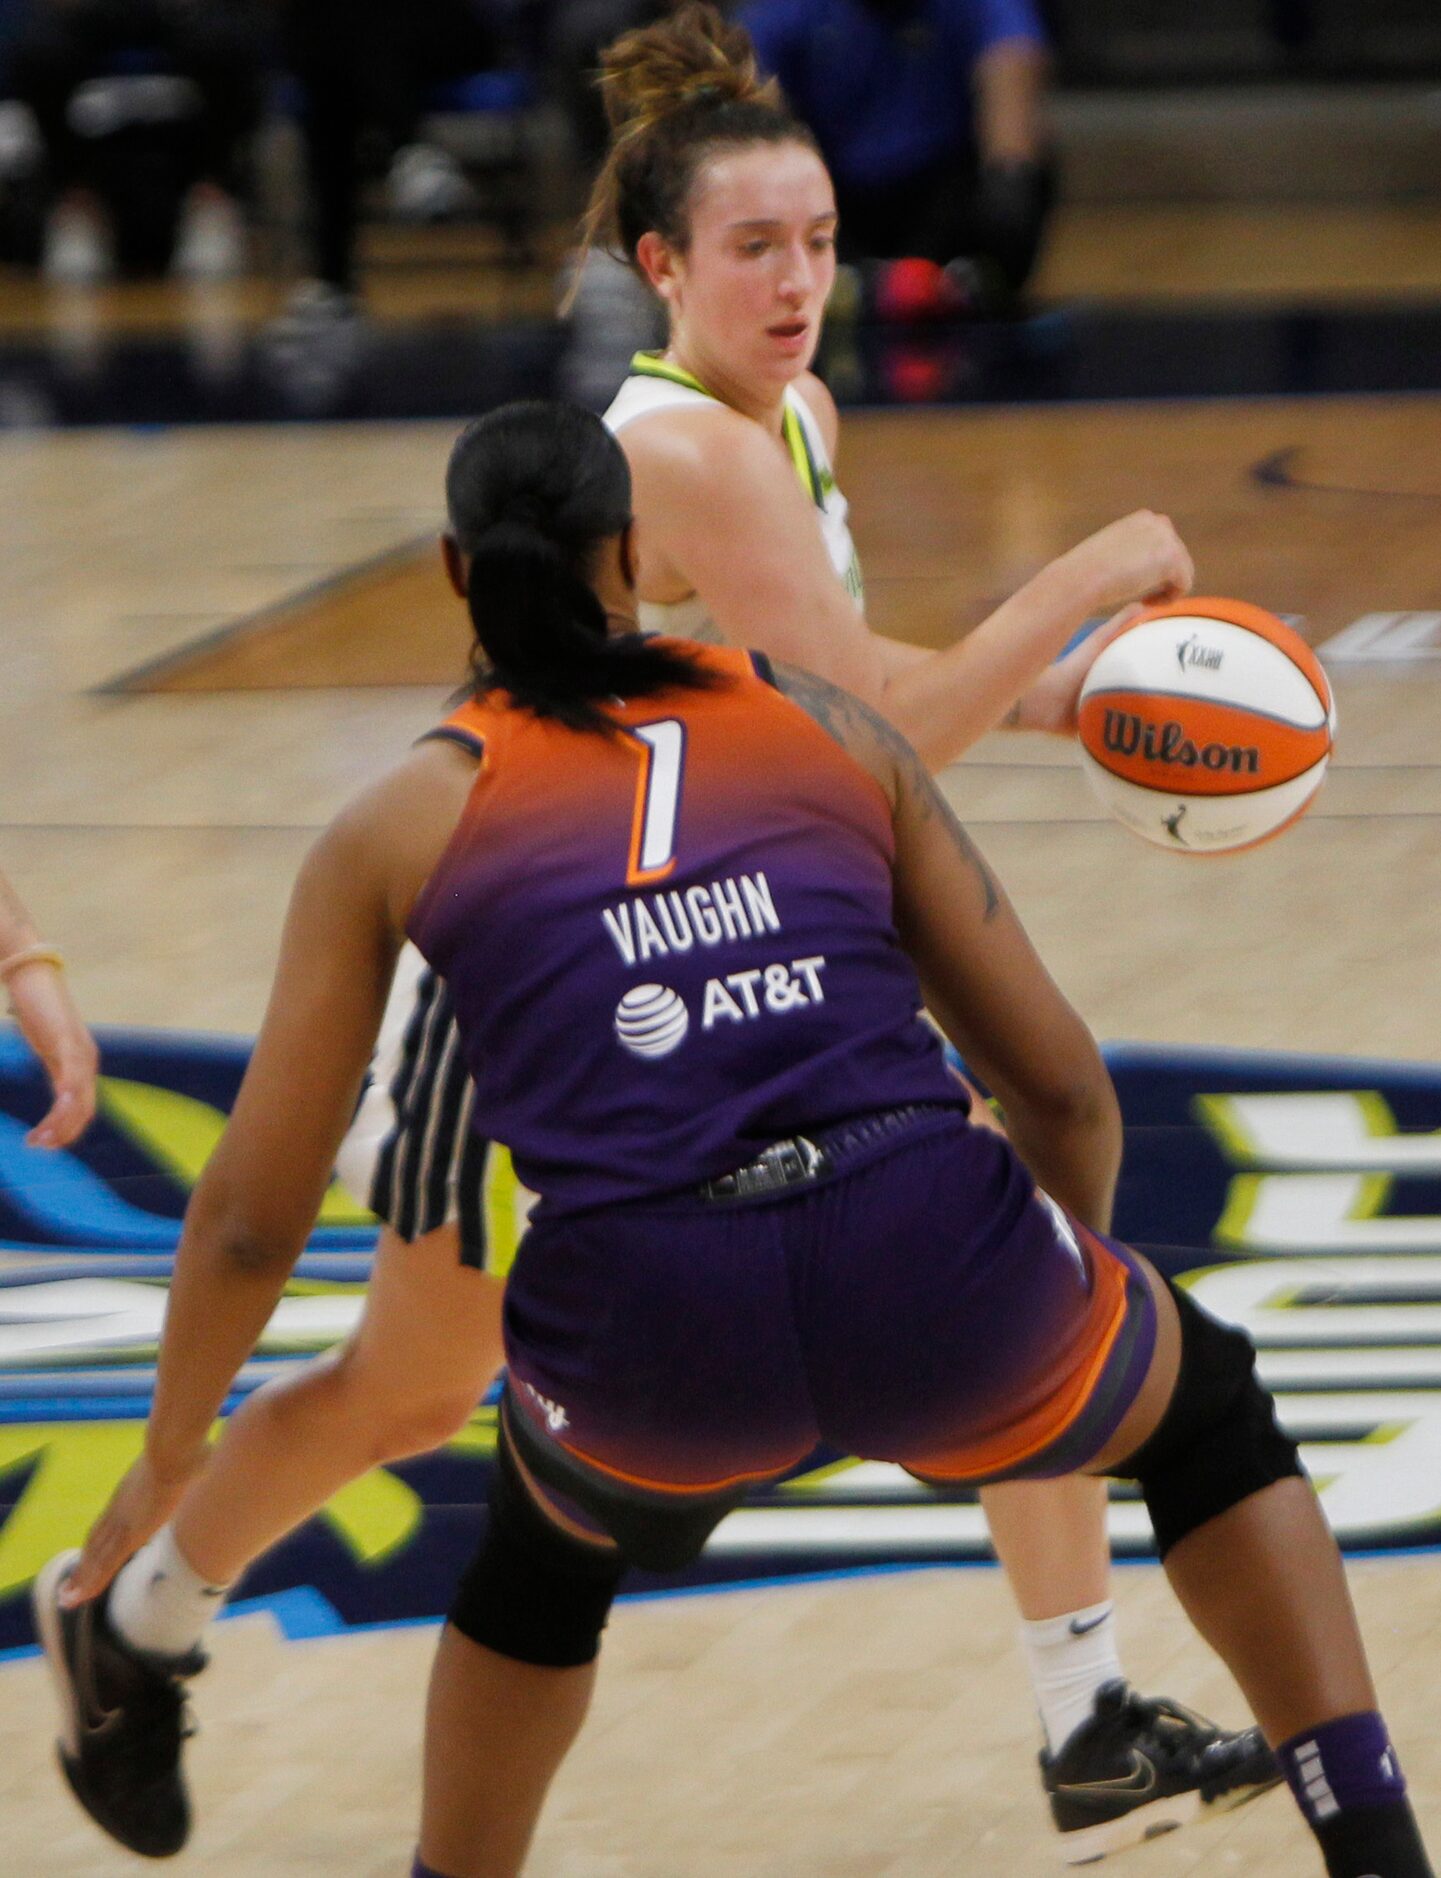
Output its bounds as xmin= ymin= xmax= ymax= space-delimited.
xmin=781 ymin=402 xmax=824 ymax=508
xmin=630 ymin=351 xmax=710 ymax=395
xmin=629 ymin=350 xmax=826 ymax=510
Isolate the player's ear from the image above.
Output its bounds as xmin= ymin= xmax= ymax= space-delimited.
xmin=440 ymin=533 xmax=468 ymax=601
xmin=619 ymin=520 xmax=638 ymax=592
xmin=635 ymin=231 xmax=677 ymax=304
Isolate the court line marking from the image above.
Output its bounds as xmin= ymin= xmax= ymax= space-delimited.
xmin=1324 ymin=613 xmax=1441 ymax=662
xmin=93 ymin=532 xmax=436 ymax=697
xmin=7 ymin=1539 xmax=1439 ymax=1668
xmin=1252 ymin=447 xmax=1441 ymax=500
xmin=4 ymin=1033 xmax=1441 ymax=1656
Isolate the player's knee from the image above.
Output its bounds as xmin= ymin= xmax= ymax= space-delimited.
xmin=595 ymin=1496 xmax=729 ymax=1573
xmin=450 ymin=1439 xmax=624 ymax=1668
xmin=1109 ymin=1280 xmax=1302 ymax=1560
xmin=324 ymin=1341 xmax=482 ymax=1465
xmin=368 ymin=1392 xmax=480 ymax=1465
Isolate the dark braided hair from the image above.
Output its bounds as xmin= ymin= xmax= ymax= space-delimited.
xmin=447 ymin=401 xmax=719 ymax=734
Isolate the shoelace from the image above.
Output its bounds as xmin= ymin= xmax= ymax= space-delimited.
xmin=1119 ymin=1691 xmax=1220 ymax=1771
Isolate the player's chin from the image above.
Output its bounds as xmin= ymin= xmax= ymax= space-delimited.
xmin=760 ymin=326 xmax=819 ymax=378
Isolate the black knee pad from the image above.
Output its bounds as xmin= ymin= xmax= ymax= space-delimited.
xmin=586 ymin=1490 xmax=734 ymax=1575
xmin=1111 ymin=1279 xmax=1302 ymax=1560
xmin=449 ymin=1436 xmax=625 ymax=1667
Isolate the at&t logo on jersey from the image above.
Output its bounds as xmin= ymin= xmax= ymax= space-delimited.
xmin=612 ymin=958 xmax=830 ymax=1061
xmin=702 ymin=957 xmax=827 ymax=1028
xmin=613 ymin=984 xmax=690 ymax=1058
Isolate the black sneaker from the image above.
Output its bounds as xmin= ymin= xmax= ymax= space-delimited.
xmin=33 ymin=1548 xmax=205 ymax=1858
xmin=1041 ymin=1680 xmax=1282 ymax=1865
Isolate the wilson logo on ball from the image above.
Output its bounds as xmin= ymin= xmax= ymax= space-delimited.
xmin=1100 ymin=711 xmax=1260 ymax=776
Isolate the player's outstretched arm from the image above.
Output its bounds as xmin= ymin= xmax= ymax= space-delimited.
xmin=63 ymin=745 xmax=475 ymax=1604
xmin=62 ymin=813 xmax=399 ymax=1605
xmin=890 ymin=792 xmax=1121 ymax=1230
xmin=626 ymin=404 xmax=1192 ymax=770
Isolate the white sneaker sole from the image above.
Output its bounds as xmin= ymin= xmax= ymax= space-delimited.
xmin=32 ymin=1548 xmax=83 ymax=1762
xmin=1057 ymin=1771 xmax=1281 ymax=1863
xmin=1057 ymin=1790 xmax=1201 ymax=1864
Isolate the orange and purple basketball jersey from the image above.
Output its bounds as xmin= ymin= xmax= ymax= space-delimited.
xmin=408 ymin=643 xmax=966 ymax=1220
xmin=408 ymin=646 xmax=1156 ymax=1513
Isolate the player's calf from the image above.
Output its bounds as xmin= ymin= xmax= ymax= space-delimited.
xmin=1114 ymin=1283 xmax=1432 ymax=1878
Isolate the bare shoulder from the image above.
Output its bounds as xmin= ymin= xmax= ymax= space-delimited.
xmin=332 ymin=737 xmax=475 ymax=838
xmin=794 ymin=371 xmax=840 ymax=458
xmin=618 ymin=398 xmax=769 ymax=487
xmin=618 ymin=403 xmax=807 ymax=597
xmin=322 ymin=737 xmax=479 ymax=917
xmin=621 ymin=400 xmax=820 ymax=566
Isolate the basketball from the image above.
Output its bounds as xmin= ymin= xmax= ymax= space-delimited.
xmin=1076 ymin=598 xmax=1336 ymax=854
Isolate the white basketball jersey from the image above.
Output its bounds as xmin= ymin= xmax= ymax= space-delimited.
xmin=603 ymin=352 xmax=863 ymax=640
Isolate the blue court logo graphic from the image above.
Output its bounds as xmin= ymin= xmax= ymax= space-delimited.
xmin=1 ymin=1028 xmax=1439 ymax=1657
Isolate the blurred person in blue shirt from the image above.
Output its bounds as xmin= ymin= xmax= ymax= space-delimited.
xmin=739 ymin=0 xmax=1055 ymax=307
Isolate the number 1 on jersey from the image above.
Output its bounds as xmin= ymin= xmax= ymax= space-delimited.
xmin=626 ymin=719 xmax=686 ymax=885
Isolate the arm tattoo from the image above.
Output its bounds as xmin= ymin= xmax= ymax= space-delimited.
xmin=771 ymin=662 xmax=1001 ymax=920
xmin=931 ymin=790 xmax=1001 ymax=920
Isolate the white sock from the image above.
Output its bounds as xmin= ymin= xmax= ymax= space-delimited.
xmin=1019 ymin=1600 xmax=1124 ymax=1755
xmin=108 ymin=1525 xmax=230 ymax=1659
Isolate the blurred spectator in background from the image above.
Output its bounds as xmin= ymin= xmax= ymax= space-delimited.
xmin=4 ymin=0 xmax=265 ymax=280
xmin=546 ymin=0 xmax=665 ymax=173
xmin=0 ymin=0 xmax=47 ymax=267
xmin=739 ymin=0 xmax=1056 ymax=312
xmin=268 ymin=0 xmax=512 ymax=364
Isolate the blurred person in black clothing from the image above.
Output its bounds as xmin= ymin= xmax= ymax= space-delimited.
xmin=546 ymin=0 xmax=667 ymax=171
xmin=273 ymin=0 xmax=510 ymax=311
xmin=5 ymin=0 xmax=265 ymax=278
xmin=262 ymin=0 xmax=523 ymax=411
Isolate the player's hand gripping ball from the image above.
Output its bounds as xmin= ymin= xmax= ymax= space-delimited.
xmin=1076 ymin=598 xmax=1336 ymax=854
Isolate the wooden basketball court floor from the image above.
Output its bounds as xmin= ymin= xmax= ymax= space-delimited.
xmin=4 ymin=247 xmax=1441 ymax=1869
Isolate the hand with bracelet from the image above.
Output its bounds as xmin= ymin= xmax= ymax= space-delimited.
xmin=0 ymin=876 xmax=98 ymax=1148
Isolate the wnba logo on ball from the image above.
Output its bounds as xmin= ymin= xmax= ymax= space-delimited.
xmin=614 ymin=983 xmax=689 ymax=1059
xmin=1100 ymin=710 xmax=1260 ymax=775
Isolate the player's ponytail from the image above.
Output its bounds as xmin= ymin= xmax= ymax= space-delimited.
xmin=448 ymin=401 xmax=717 ymax=734
xmin=574 ymin=3 xmax=816 ymax=284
